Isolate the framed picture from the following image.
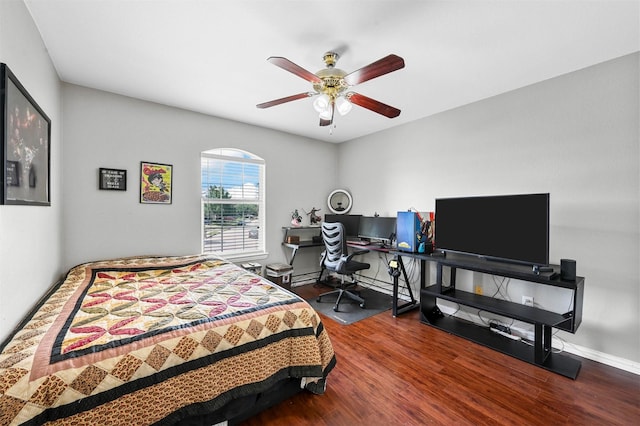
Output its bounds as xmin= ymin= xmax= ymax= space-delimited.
xmin=6 ymin=160 xmax=20 ymax=187
xmin=140 ymin=161 xmax=172 ymax=204
xmin=99 ymin=168 xmax=127 ymax=191
xmin=1 ymin=63 xmax=51 ymax=206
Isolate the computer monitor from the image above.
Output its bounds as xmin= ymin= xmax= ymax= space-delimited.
xmin=324 ymin=214 xmax=362 ymax=237
xmin=358 ymin=216 xmax=396 ymax=244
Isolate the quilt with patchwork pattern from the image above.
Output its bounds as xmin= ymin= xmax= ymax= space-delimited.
xmin=0 ymin=255 xmax=335 ymax=425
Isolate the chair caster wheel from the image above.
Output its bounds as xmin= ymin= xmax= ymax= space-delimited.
xmin=359 ymin=303 xmax=365 ymax=309
xmin=333 ymin=306 xmax=339 ymax=312
xmin=316 ymin=297 xmax=321 ymax=303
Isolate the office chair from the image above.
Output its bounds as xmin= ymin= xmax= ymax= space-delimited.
xmin=317 ymin=222 xmax=371 ymax=312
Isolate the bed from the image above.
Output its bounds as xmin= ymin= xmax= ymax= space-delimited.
xmin=0 ymin=254 xmax=336 ymax=425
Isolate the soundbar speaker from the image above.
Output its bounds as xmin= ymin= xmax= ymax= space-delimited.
xmin=560 ymin=259 xmax=576 ymax=281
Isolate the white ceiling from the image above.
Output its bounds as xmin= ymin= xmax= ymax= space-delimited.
xmin=24 ymin=0 xmax=639 ymax=143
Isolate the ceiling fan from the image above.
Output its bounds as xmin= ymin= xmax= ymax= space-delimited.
xmin=256 ymin=52 xmax=405 ymax=127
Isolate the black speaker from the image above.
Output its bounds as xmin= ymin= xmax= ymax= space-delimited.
xmin=561 ymin=259 xmax=576 ymax=281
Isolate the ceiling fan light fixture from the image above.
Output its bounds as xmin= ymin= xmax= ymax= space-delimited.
xmin=335 ymin=96 xmax=352 ymax=116
xmin=319 ymin=107 xmax=333 ymax=120
xmin=313 ymin=94 xmax=330 ymax=113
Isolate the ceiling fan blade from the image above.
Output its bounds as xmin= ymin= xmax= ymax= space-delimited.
xmin=319 ymin=102 xmax=334 ymax=127
xmin=347 ymin=92 xmax=401 ymax=118
xmin=267 ymin=57 xmax=322 ymax=83
xmin=343 ymin=54 xmax=405 ymax=86
xmin=256 ymin=92 xmax=314 ymax=109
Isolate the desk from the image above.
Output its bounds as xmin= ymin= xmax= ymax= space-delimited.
xmin=388 ymin=250 xmax=436 ymax=316
xmin=282 ymin=241 xmax=323 ymax=265
xmin=346 ymin=244 xmax=420 ymax=317
xmin=282 ymin=226 xmax=323 ymax=266
xmin=284 ymin=236 xmax=423 ymax=317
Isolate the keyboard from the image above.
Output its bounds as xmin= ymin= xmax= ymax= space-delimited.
xmin=348 ymin=239 xmax=370 ymax=246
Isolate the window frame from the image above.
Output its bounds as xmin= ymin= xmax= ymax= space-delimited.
xmin=201 ymin=148 xmax=266 ymax=260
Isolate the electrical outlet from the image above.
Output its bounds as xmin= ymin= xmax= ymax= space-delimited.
xmin=522 ymin=296 xmax=534 ymax=307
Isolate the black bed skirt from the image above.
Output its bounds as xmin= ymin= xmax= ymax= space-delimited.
xmin=170 ymin=377 xmax=302 ymax=425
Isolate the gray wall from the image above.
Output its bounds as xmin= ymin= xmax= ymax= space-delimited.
xmin=0 ymin=0 xmax=63 ymax=339
xmin=61 ymin=85 xmax=338 ymax=271
xmin=338 ymin=53 xmax=639 ymax=364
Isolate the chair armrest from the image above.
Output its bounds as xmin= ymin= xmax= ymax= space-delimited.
xmin=345 ymin=249 xmax=369 ymax=262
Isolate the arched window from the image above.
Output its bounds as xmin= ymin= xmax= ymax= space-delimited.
xmin=201 ymin=148 xmax=265 ymax=257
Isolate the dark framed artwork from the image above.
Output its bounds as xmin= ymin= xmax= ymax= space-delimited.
xmin=6 ymin=160 xmax=20 ymax=187
xmin=1 ymin=63 xmax=51 ymax=206
xmin=140 ymin=161 xmax=172 ymax=204
xmin=99 ymin=168 xmax=127 ymax=191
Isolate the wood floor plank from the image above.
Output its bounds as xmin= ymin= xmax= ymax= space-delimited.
xmin=240 ymin=284 xmax=640 ymax=425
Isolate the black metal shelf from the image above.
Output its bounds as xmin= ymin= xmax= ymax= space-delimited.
xmin=434 ymin=254 xmax=581 ymax=290
xmin=412 ymin=253 xmax=585 ymax=379
xmin=422 ymin=315 xmax=582 ymax=379
xmin=422 ymin=285 xmax=572 ymax=328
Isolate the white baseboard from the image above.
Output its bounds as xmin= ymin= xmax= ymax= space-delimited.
xmin=560 ymin=342 xmax=640 ymax=375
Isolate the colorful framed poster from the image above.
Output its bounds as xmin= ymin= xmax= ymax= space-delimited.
xmin=140 ymin=161 xmax=172 ymax=204
xmin=99 ymin=168 xmax=127 ymax=191
xmin=1 ymin=63 xmax=51 ymax=205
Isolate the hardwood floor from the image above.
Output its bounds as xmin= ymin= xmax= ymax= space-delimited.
xmin=241 ymin=283 xmax=639 ymax=426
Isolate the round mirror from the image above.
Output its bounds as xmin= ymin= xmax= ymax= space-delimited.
xmin=327 ymin=189 xmax=353 ymax=214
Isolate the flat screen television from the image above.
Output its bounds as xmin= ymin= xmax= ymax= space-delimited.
xmin=324 ymin=214 xmax=361 ymax=237
xmin=435 ymin=193 xmax=550 ymax=266
xmin=358 ymin=216 xmax=396 ymax=244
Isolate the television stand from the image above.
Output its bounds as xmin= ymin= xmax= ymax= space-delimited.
xmin=386 ymin=251 xmax=585 ymax=379
xmin=420 ymin=254 xmax=584 ymax=379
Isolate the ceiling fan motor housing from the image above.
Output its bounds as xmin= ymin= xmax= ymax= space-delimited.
xmin=314 ymin=52 xmax=348 ymax=99
xmin=314 ymin=67 xmax=348 ymax=98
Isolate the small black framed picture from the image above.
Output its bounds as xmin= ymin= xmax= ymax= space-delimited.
xmin=6 ymin=160 xmax=20 ymax=187
xmin=99 ymin=168 xmax=127 ymax=191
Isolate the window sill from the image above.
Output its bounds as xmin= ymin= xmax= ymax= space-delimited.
xmin=208 ymin=251 xmax=269 ymax=263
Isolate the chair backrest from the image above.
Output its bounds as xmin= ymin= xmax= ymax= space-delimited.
xmin=321 ymin=222 xmax=348 ymax=271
